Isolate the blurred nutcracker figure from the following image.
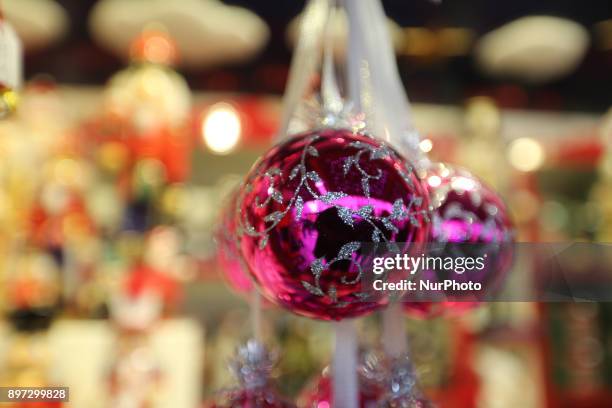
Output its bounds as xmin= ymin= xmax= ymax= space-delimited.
xmin=69 ymin=28 xmax=195 ymax=316
xmin=80 ymin=27 xmax=193 ymax=233
xmin=107 ymin=274 xmax=167 ymax=408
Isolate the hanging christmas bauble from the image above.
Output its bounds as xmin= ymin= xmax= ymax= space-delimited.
xmin=206 ymin=340 xmax=295 ymax=408
xmin=238 ymin=129 xmax=430 ymax=320
xmin=297 ymin=366 xmax=383 ymax=408
xmin=426 ymin=164 xmax=512 ymax=244
xmin=216 ymin=191 xmax=255 ymax=295
xmin=404 ymin=163 xmax=513 ymax=314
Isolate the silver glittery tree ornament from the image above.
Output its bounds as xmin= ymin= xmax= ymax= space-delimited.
xmin=360 ymin=350 xmax=434 ymax=408
xmin=206 ymin=339 xmax=295 ymax=408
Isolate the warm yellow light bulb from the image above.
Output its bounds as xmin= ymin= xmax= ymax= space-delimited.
xmin=202 ymin=103 xmax=241 ymax=154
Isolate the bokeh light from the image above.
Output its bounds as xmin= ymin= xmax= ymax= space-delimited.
xmin=201 ymin=103 xmax=242 ymax=155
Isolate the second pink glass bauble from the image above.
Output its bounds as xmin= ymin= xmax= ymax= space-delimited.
xmin=238 ymin=129 xmax=430 ymax=320
xmin=404 ymin=163 xmax=514 ymax=315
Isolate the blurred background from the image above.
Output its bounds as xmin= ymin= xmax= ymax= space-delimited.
xmin=0 ymin=0 xmax=612 ymax=407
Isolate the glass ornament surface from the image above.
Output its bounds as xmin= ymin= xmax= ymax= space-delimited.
xmin=404 ymin=163 xmax=514 ymax=314
xmin=238 ymin=128 xmax=430 ymax=320
xmin=216 ymin=192 xmax=255 ymax=295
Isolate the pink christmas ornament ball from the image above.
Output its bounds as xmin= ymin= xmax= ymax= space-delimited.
xmin=238 ymin=129 xmax=430 ymax=320
xmin=404 ymin=163 xmax=514 ymax=317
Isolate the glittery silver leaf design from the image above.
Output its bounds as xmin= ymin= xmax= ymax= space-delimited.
xmin=270 ymin=190 xmax=284 ymax=204
xmin=258 ymin=235 xmax=268 ymax=250
xmin=289 ymin=165 xmax=302 ymax=180
xmin=295 ymin=196 xmax=304 ymax=220
xmin=391 ymin=199 xmax=405 ymax=220
xmin=306 ymin=171 xmax=321 ymax=182
xmin=307 ymin=145 xmax=319 ymax=157
xmin=264 ymin=167 xmax=281 ymax=178
xmin=310 ymin=258 xmax=325 ymax=278
xmin=343 ymin=156 xmax=357 ymax=175
xmin=362 ymin=178 xmax=371 ymax=198
xmin=370 ymin=146 xmax=391 ymax=160
xmin=337 ymin=242 xmax=361 ymax=260
xmin=319 ymin=191 xmax=348 ymax=204
xmin=302 ymin=281 xmax=325 ymax=296
xmin=338 ymin=206 xmax=355 ymax=227
xmin=264 ymin=211 xmax=284 ymax=223
xmin=357 ymin=205 xmax=373 ymax=218
xmin=382 ymin=218 xmax=399 ymax=234
xmin=398 ymin=165 xmax=415 ymax=188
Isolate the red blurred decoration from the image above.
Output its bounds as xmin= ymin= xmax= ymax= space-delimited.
xmin=29 ymin=193 xmax=95 ymax=249
xmin=132 ymin=126 xmax=192 ymax=184
xmin=551 ymin=134 xmax=603 ymax=167
xmin=427 ymin=324 xmax=480 ymax=408
xmin=125 ymin=264 xmax=181 ymax=308
xmin=80 ymin=115 xmax=192 ymax=187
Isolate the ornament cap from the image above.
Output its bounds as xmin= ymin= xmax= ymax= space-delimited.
xmin=361 ymin=351 xmax=433 ymax=408
xmin=229 ymin=339 xmax=277 ymax=390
